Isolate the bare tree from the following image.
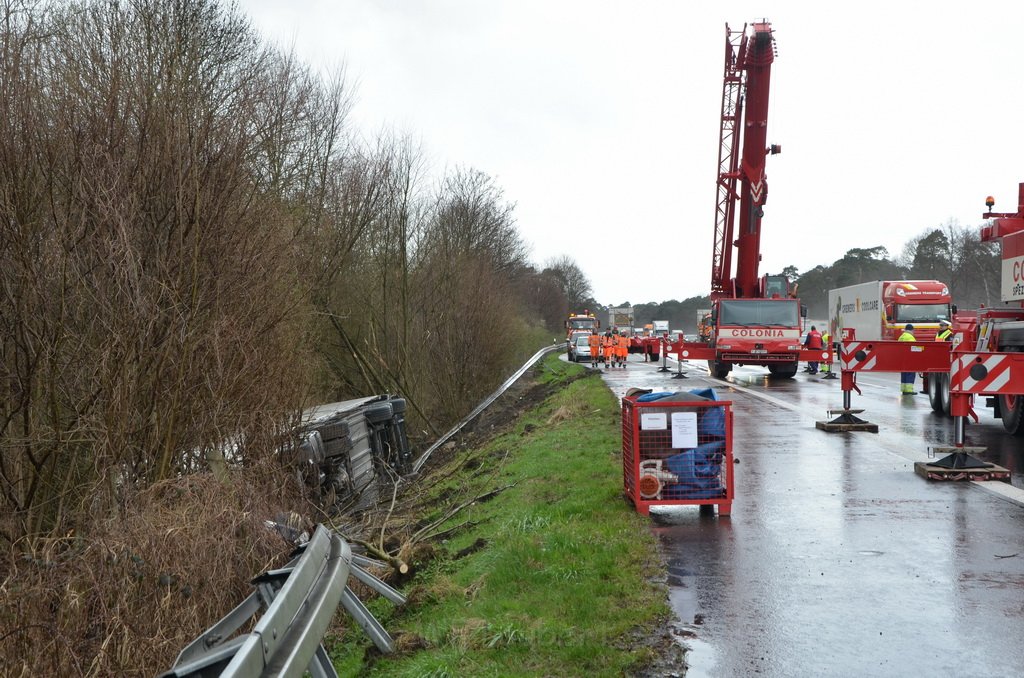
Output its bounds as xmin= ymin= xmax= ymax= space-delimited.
xmin=543 ymin=254 xmax=593 ymax=309
xmin=0 ymin=0 xmax=353 ymax=541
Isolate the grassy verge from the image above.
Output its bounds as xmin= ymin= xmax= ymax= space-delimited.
xmin=332 ymin=354 xmax=670 ymax=676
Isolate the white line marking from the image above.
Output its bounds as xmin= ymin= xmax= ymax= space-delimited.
xmin=701 ymin=366 xmax=1024 ymax=508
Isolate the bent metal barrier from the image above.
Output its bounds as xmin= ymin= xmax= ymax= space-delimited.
xmin=161 ymin=524 xmax=406 ymax=678
xmin=412 ymin=343 xmax=563 ymax=473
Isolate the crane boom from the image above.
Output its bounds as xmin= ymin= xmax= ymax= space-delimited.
xmin=710 ymin=21 xmax=777 ymax=299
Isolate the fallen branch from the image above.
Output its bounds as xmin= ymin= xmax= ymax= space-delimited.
xmin=344 ymin=535 xmax=410 ymax=575
xmin=423 ymin=518 xmax=481 ymax=542
xmin=410 ymin=483 xmax=516 ymax=544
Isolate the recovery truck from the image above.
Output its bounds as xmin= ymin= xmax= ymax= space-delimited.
xmin=564 ymin=310 xmax=599 ymax=355
xmin=664 ymin=21 xmax=829 ymax=379
xmin=828 ymin=280 xmax=953 ymax=343
xmin=565 ymin=310 xmax=599 ymax=339
xmin=829 ymin=184 xmax=1024 ymax=473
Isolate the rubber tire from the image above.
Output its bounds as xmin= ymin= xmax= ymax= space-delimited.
xmin=937 ymin=373 xmax=951 ymax=416
xmin=1000 ymin=394 xmax=1024 ymax=436
xmin=709 ymin=360 xmax=731 ymax=379
xmin=316 ymin=421 xmax=349 ymax=441
xmin=363 ymin=402 xmax=393 ymax=424
xmin=926 ymin=374 xmax=951 ymax=415
xmin=323 ymin=437 xmax=351 ymax=458
xmin=389 ymin=398 xmax=406 ymax=415
xmin=768 ymin=363 xmax=798 ymax=379
xmin=927 ymin=374 xmax=942 ymax=412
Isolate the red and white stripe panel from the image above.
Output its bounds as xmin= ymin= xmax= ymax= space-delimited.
xmin=840 ymin=342 xmax=874 ymax=371
xmin=951 ymin=354 xmax=1013 ymax=394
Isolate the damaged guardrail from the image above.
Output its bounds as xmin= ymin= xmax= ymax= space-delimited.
xmin=161 ymin=524 xmax=405 ymax=678
xmin=412 ymin=343 xmax=562 ymax=473
xmin=164 ymin=345 xmax=561 ymax=675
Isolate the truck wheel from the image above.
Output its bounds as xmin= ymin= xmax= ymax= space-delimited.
xmin=927 ymin=375 xmax=941 ymax=412
xmin=709 ymin=360 xmax=731 ymax=379
xmin=927 ymin=373 xmax=950 ymax=415
xmin=768 ymin=363 xmax=797 ymax=379
xmin=999 ymin=394 xmax=1024 ymax=436
xmin=937 ymin=373 xmax=951 ymax=416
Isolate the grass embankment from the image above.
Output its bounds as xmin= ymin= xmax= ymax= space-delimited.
xmin=333 ymin=354 xmax=670 ymax=676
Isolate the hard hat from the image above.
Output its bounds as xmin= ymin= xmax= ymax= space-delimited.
xmin=939 ymin=320 xmax=951 ymax=327
xmin=905 ymin=324 xmax=914 ymax=331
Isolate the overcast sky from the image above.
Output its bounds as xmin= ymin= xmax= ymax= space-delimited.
xmin=238 ymin=0 xmax=1024 ymax=306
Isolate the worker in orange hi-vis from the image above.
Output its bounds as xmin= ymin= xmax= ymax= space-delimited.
xmin=601 ymin=329 xmax=616 ymax=370
xmin=616 ymin=328 xmax=631 ymax=368
xmin=587 ymin=329 xmax=602 ymax=368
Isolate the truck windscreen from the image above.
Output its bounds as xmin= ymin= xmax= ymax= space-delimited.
xmin=719 ymin=300 xmax=799 ymax=327
xmin=894 ymin=304 xmax=950 ymax=323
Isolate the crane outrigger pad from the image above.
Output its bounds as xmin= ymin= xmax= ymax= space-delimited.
xmin=914 ymin=448 xmax=1010 ymax=481
xmin=815 ymin=409 xmax=878 ymax=433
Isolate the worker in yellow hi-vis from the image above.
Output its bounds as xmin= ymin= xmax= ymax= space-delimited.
xmin=898 ymin=324 xmax=916 ymax=394
xmin=820 ymin=329 xmax=836 ymax=378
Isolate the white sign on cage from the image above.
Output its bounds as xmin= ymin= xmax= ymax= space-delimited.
xmin=670 ymin=411 xmax=698 ymax=448
xmin=640 ymin=412 xmax=667 ymax=430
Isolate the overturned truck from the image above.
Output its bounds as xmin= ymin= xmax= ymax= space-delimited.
xmin=289 ymin=394 xmax=413 ymax=508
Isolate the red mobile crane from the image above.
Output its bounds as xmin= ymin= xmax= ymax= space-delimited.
xmin=669 ymin=21 xmax=829 ymax=378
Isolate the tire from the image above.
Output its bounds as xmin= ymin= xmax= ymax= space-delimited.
xmin=768 ymin=363 xmax=798 ymax=379
xmin=323 ymin=437 xmax=351 ymax=459
xmin=999 ymin=394 xmax=1024 ymax=436
xmin=937 ymin=373 xmax=951 ymax=416
xmin=316 ymin=420 xmax=349 ymax=441
xmin=927 ymin=374 xmax=945 ymax=413
xmin=709 ymin=360 xmax=731 ymax=379
xmin=363 ymin=402 xmax=393 ymax=424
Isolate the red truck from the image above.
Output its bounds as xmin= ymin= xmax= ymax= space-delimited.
xmin=827 ymin=280 xmax=953 ymax=343
xmin=564 ymin=311 xmax=599 ymax=356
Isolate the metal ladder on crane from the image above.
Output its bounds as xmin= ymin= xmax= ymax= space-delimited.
xmin=710 ymin=24 xmax=747 ymax=295
xmin=976 ymin=318 xmax=995 ymax=351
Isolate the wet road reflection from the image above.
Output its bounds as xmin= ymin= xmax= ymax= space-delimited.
xmin=584 ymin=355 xmax=1024 ymax=676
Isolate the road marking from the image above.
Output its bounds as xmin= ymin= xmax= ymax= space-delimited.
xmin=698 ymin=366 xmax=1024 ymax=508
xmin=972 ymin=480 xmax=1024 ymax=507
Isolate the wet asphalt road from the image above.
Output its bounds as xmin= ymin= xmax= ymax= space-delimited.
xmin=572 ymin=352 xmax=1024 ymax=678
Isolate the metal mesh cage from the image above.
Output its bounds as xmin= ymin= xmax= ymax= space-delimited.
xmin=622 ymin=394 xmax=734 ymax=516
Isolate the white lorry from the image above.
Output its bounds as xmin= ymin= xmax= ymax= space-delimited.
xmin=827 ymin=280 xmax=952 ymax=342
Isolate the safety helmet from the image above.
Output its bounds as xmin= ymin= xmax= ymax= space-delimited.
xmin=939 ymin=320 xmax=951 ymax=327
